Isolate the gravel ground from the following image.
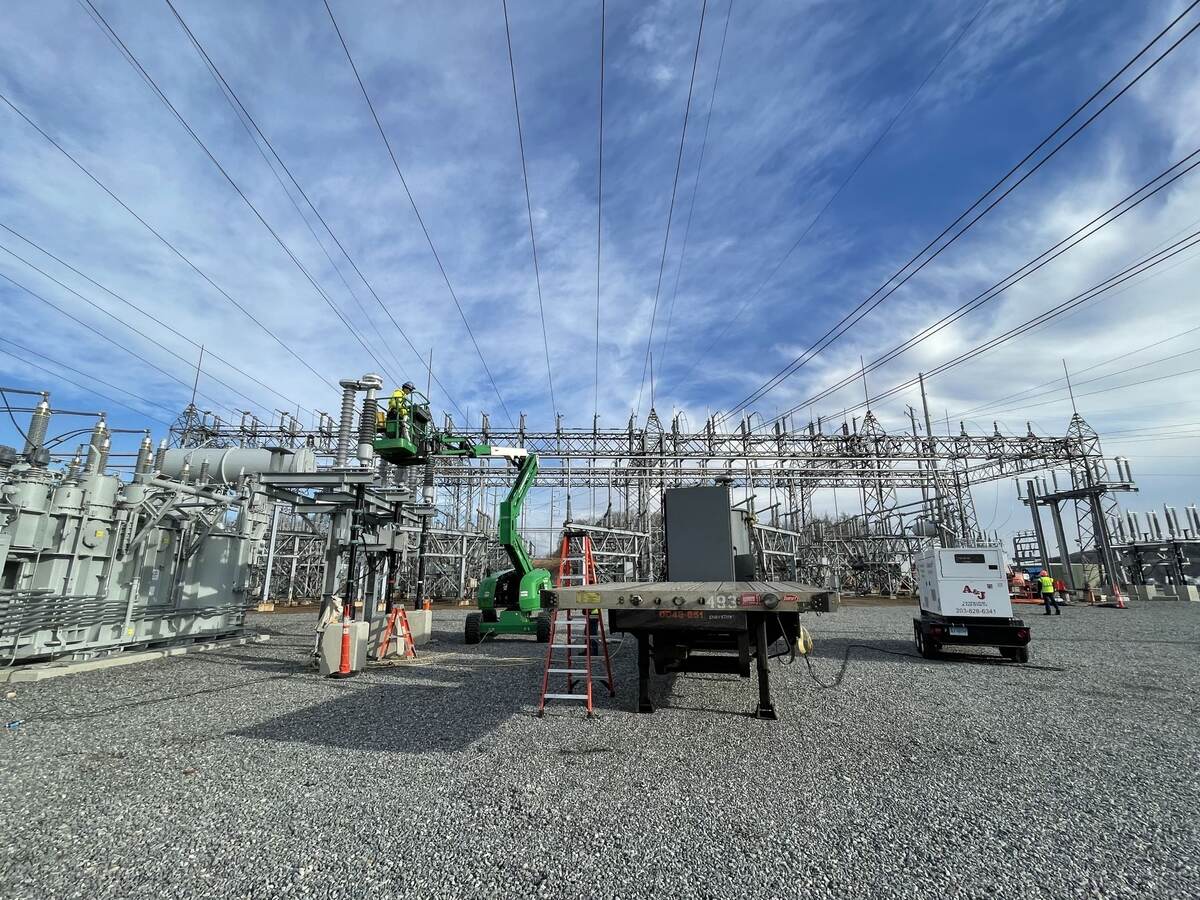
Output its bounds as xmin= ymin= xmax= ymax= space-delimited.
xmin=1 ymin=601 xmax=1197 ymax=900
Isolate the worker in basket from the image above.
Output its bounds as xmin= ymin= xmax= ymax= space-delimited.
xmin=1039 ymin=569 xmax=1060 ymax=616
xmin=388 ymin=382 xmax=415 ymax=438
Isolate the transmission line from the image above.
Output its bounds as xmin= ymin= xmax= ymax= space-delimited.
xmin=324 ymin=0 xmax=515 ymax=427
xmin=0 ymin=92 xmax=337 ymax=393
xmin=990 ymin=366 xmax=1200 ymax=419
xmin=161 ymin=0 xmax=468 ymax=420
xmin=717 ymin=1 xmax=1200 ymax=423
xmin=0 ymin=339 xmax=174 ymax=428
xmin=959 ymin=324 xmax=1200 ymax=418
xmin=769 ymin=145 xmax=1200 ymax=419
xmin=635 ymin=0 xmax=708 ymax=417
xmin=0 ymin=222 xmax=309 ymax=414
xmin=659 ymin=0 xmax=734 ymax=378
xmin=594 ymin=0 xmax=606 ymax=423
xmin=502 ymin=0 xmax=556 ymax=415
xmin=79 ymin=0 xmax=399 ymax=386
xmin=0 ymin=269 xmax=240 ymax=417
xmin=816 ymin=226 xmax=1200 ymax=422
xmin=680 ymin=0 xmax=990 ymax=395
xmin=0 ymin=239 xmax=274 ymax=417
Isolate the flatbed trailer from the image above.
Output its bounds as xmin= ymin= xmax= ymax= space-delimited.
xmin=544 ymin=581 xmax=836 ymax=719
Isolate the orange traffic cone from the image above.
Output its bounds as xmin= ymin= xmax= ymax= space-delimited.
xmin=330 ymin=598 xmax=356 ymax=678
xmin=1113 ymin=583 xmax=1127 ymax=609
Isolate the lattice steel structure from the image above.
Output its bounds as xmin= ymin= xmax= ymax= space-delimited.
xmin=176 ymin=406 xmax=1125 ymax=597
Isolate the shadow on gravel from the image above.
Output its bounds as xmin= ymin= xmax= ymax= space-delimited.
xmin=233 ymin=672 xmax=523 ymax=754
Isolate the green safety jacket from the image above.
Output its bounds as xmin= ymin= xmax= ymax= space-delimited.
xmin=1039 ymin=575 xmax=1055 ymax=594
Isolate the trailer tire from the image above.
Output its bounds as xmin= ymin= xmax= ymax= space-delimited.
xmin=1014 ymin=646 xmax=1029 ymax=664
xmin=915 ymin=628 xmax=939 ymax=659
xmin=535 ymin=614 xmax=551 ymax=643
xmin=465 ymin=613 xmax=482 ymax=645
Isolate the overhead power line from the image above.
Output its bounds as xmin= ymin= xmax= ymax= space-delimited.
xmin=0 ymin=91 xmax=337 ymax=393
xmin=0 ymin=222 xmax=310 ymax=416
xmin=79 ymin=0 xmax=399 ymax=386
xmin=0 ymin=239 xmax=272 ymax=417
xmin=718 ymin=1 xmax=1200 ymax=423
xmin=0 ymin=269 xmax=238 ymax=416
xmin=161 ymin=0 xmax=468 ymax=420
xmin=324 ymin=0 xmax=515 ymax=427
xmin=958 ymin=323 xmax=1200 ymax=418
xmin=502 ymin=0 xmax=556 ymax=414
xmin=979 ymin=360 xmax=1200 ymax=418
xmin=594 ymin=0 xmax=606 ymax=423
xmin=0 ymin=335 xmax=175 ymax=425
xmin=821 ymin=226 xmax=1200 ymax=422
xmin=773 ymin=144 xmax=1200 ymax=418
xmin=680 ymin=0 xmax=990 ymax=393
xmin=659 ymin=0 xmax=735 ymax=379
xmin=635 ymin=0 xmax=709 ymax=417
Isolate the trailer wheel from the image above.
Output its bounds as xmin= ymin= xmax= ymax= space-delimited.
xmin=1014 ymin=646 xmax=1030 ymax=664
xmin=915 ymin=628 xmax=939 ymax=659
xmin=535 ymin=613 xmax=551 ymax=643
xmin=464 ymin=612 xmax=482 ymax=645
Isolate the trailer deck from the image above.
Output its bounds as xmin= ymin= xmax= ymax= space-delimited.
xmin=546 ymin=581 xmax=835 ymax=718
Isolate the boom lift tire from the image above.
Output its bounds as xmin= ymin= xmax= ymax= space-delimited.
xmin=465 ymin=612 xmax=482 ymax=645
xmin=536 ymin=613 xmax=551 ymax=643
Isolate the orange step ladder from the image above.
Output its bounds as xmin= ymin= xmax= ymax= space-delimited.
xmin=540 ymin=529 xmax=613 ymax=716
xmin=537 ymin=607 xmax=615 ymax=717
xmin=556 ymin=529 xmax=598 ymax=587
xmin=376 ymin=605 xmax=417 ymax=660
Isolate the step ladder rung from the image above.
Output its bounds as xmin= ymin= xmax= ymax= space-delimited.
xmin=552 ymin=643 xmax=588 ymax=649
xmin=548 ymin=667 xmax=589 ymax=674
xmin=543 ymin=693 xmax=589 ymax=701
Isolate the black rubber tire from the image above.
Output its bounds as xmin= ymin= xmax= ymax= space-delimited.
xmin=915 ymin=628 xmax=939 ymax=659
xmin=535 ymin=613 xmax=551 ymax=643
xmin=482 ymin=609 xmax=498 ymax=623
xmin=1014 ymin=646 xmax=1030 ymax=664
xmin=464 ymin=612 xmax=482 ymax=645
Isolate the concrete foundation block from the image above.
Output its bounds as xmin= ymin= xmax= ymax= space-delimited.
xmin=317 ymin=621 xmax=369 ymax=675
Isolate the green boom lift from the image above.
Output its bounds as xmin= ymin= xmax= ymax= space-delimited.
xmin=373 ymin=388 xmax=551 ymax=644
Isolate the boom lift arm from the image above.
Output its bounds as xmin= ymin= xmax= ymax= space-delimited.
xmin=373 ymin=419 xmax=551 ymax=643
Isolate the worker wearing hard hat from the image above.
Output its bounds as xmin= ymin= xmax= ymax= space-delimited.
xmin=1039 ymin=570 xmax=1060 ymax=616
xmin=388 ymin=382 xmax=416 ymax=437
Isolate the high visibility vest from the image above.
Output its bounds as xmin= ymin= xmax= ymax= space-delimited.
xmin=1039 ymin=576 xmax=1055 ymax=594
xmin=388 ymin=390 xmax=409 ymax=414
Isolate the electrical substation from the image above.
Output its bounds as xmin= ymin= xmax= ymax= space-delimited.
xmin=2 ymin=2 xmax=1198 ymax=898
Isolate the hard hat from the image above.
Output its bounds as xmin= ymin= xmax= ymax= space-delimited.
xmin=402 ymin=382 xmax=415 ymax=392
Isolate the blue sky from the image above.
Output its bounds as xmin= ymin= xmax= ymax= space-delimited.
xmin=2 ymin=0 xmax=1199 ymax=544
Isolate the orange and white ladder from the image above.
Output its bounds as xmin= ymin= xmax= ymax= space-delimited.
xmin=537 ymin=607 xmax=615 ymax=717
xmin=376 ymin=605 xmax=417 ymax=660
xmin=555 ymin=529 xmax=598 ymax=587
